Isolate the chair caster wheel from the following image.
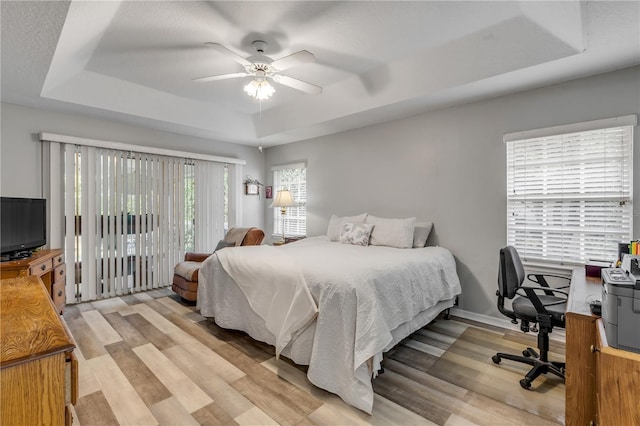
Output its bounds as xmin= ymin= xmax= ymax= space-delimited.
xmin=492 ymin=355 xmax=501 ymax=364
xmin=523 ymin=350 xmax=531 ymax=357
xmin=519 ymin=379 xmax=531 ymax=390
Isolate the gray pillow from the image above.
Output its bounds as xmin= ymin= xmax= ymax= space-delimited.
xmin=214 ymin=240 xmax=235 ymax=252
xmin=413 ymin=222 xmax=434 ymax=247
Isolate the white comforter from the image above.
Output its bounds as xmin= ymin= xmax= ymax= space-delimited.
xmin=215 ymin=245 xmax=318 ymax=357
xmin=198 ymin=236 xmax=461 ymax=413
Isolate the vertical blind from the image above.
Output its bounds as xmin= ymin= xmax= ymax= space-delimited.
xmin=506 ymin=124 xmax=634 ymax=264
xmin=272 ymin=163 xmax=307 ymax=237
xmin=59 ymin=144 xmax=226 ymax=303
xmin=194 ymin=160 xmax=227 ymax=252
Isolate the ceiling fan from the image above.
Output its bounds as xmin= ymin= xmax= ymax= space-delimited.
xmin=193 ymin=40 xmax=323 ymax=99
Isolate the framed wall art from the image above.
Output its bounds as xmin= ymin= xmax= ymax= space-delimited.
xmin=245 ymin=182 xmax=259 ymax=195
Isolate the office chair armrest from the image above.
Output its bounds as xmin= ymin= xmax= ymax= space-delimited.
xmin=527 ymin=273 xmax=571 ymax=293
xmin=517 ymin=286 xmax=568 ymax=316
xmin=517 ymin=286 xmax=569 ymax=298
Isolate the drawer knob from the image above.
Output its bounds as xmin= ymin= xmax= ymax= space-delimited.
xmin=41 ymin=264 xmax=46 ymax=271
xmin=58 ymin=257 xmax=62 ymax=262
xmin=59 ymin=270 xmax=64 ymax=275
xmin=590 ymin=345 xmax=600 ymax=353
xmin=58 ymin=290 xmax=63 ymax=297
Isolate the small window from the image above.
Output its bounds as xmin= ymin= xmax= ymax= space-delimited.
xmin=505 ymin=118 xmax=634 ymax=265
xmin=272 ymin=163 xmax=306 ymax=237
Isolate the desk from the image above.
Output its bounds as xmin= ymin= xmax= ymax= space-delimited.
xmin=1 ymin=276 xmax=78 ymax=425
xmin=0 ymin=249 xmax=66 ymax=313
xmin=565 ymin=268 xmax=640 ymax=426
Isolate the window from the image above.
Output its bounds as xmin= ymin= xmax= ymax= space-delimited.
xmin=506 ymin=117 xmax=635 ymax=265
xmin=272 ymin=163 xmax=307 ymax=237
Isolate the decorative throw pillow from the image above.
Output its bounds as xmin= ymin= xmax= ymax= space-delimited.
xmin=327 ymin=213 xmax=367 ymax=241
xmin=365 ymin=215 xmax=416 ymax=248
xmin=214 ymin=240 xmax=235 ymax=252
xmin=413 ymin=222 xmax=434 ymax=247
xmin=339 ymin=223 xmax=374 ymax=246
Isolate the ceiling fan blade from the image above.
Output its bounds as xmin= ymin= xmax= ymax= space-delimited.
xmin=204 ymin=42 xmax=252 ymax=67
xmin=271 ymin=50 xmax=316 ymax=71
xmin=192 ymin=72 xmax=249 ymax=83
xmin=273 ymin=75 xmax=322 ymax=95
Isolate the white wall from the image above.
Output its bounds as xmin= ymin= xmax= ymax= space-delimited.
xmin=264 ymin=66 xmax=640 ymax=318
xmin=0 ymin=102 xmax=266 ymax=232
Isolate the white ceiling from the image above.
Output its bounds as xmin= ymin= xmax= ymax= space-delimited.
xmin=2 ymin=1 xmax=639 ymax=148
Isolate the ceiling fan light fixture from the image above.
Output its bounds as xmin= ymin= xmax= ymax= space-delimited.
xmin=197 ymin=41 xmax=321 ymax=97
xmin=244 ymin=78 xmax=275 ymax=100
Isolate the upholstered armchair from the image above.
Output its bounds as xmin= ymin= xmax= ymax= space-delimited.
xmin=172 ymin=227 xmax=265 ymax=301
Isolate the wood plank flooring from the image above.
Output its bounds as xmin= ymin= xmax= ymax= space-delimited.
xmin=64 ymin=289 xmax=565 ymax=425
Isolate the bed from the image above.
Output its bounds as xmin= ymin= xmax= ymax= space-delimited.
xmin=197 ymin=235 xmax=461 ymax=413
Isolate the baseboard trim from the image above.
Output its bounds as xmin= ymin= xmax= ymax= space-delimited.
xmin=450 ymin=307 xmax=566 ymax=342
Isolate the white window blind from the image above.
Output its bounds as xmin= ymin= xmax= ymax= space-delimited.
xmin=272 ymin=163 xmax=307 ymax=237
xmin=506 ymin=123 xmax=634 ymax=265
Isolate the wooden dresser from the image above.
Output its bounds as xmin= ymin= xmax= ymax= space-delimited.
xmin=0 ymin=276 xmax=78 ymax=426
xmin=0 ymin=249 xmax=66 ymax=313
xmin=565 ymin=268 xmax=640 ymax=426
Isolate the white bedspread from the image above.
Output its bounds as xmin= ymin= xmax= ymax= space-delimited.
xmin=215 ymin=245 xmax=318 ymax=357
xmin=198 ymin=236 xmax=461 ymax=413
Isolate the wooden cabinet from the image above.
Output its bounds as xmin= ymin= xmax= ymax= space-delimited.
xmin=0 ymin=276 xmax=78 ymax=426
xmin=565 ymin=270 xmax=599 ymax=425
xmin=565 ymin=268 xmax=640 ymax=426
xmin=594 ymin=319 xmax=640 ymax=425
xmin=0 ymin=249 xmax=66 ymax=313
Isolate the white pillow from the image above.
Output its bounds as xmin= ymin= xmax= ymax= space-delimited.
xmin=413 ymin=222 xmax=433 ymax=248
xmin=327 ymin=213 xmax=367 ymax=241
xmin=365 ymin=215 xmax=416 ymax=248
xmin=339 ymin=223 xmax=374 ymax=246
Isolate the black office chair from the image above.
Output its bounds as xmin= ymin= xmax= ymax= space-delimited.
xmin=492 ymin=246 xmax=570 ymax=390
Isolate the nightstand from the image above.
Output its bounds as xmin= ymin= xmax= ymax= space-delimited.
xmin=272 ymin=237 xmax=305 ymax=246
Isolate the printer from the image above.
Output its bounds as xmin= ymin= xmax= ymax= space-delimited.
xmin=601 ymin=254 xmax=640 ymax=354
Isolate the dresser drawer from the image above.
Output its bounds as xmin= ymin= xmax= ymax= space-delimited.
xmin=54 ymin=263 xmax=66 ymax=281
xmin=52 ymin=279 xmax=65 ymax=313
xmin=29 ymin=258 xmax=53 ymax=277
xmin=54 ymin=253 xmax=65 ymax=268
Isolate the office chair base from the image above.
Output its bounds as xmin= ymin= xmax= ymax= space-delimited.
xmin=492 ymin=352 xmax=565 ymax=390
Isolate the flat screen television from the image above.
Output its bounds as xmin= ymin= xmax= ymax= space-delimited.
xmin=1 ymin=197 xmax=46 ymax=260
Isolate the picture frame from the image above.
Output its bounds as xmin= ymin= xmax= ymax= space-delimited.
xmin=245 ymin=183 xmax=259 ymax=195
xmin=265 ymin=186 xmax=273 ymax=199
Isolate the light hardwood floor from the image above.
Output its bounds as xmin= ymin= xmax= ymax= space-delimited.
xmin=64 ymin=289 xmax=565 ymax=425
